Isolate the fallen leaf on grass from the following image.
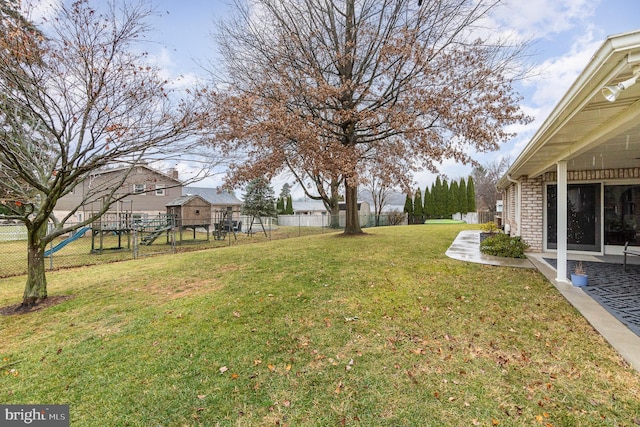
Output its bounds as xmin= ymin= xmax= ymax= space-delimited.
xmin=219 ymin=366 xmax=228 ymax=374
xmin=197 ymin=394 xmax=207 ymax=399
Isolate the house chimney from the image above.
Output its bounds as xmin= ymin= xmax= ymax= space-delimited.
xmin=170 ymin=168 xmax=178 ymax=179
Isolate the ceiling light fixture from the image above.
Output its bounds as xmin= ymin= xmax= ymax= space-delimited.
xmin=602 ymin=65 xmax=640 ymax=102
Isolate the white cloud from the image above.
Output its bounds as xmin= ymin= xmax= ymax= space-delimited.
xmin=523 ymin=32 xmax=601 ymax=108
xmin=494 ymin=0 xmax=598 ymax=40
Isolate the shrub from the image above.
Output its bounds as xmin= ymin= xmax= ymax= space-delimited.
xmin=480 ymin=233 xmax=529 ymax=258
xmin=386 ymin=209 xmax=405 ymax=226
xmin=481 ymin=221 xmax=499 ymax=233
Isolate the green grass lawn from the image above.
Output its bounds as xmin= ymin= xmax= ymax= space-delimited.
xmin=1 ymin=224 xmax=639 ymax=426
xmin=425 ymin=219 xmax=467 ymax=224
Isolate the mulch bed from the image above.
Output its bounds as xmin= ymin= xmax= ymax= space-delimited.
xmin=0 ymin=295 xmax=74 ymax=316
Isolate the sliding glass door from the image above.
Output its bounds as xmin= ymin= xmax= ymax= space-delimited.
xmin=547 ymin=184 xmax=601 ymax=251
xmin=604 ymin=185 xmax=640 ymax=246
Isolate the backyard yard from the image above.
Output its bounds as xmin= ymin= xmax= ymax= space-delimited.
xmin=1 ymin=224 xmax=639 ymax=426
xmin=0 ymin=224 xmax=328 ymax=278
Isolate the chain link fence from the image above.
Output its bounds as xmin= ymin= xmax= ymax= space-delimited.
xmin=0 ymin=212 xmax=411 ymax=278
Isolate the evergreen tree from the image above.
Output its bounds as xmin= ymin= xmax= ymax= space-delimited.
xmin=276 ymin=197 xmax=285 ymax=214
xmin=286 ymin=195 xmax=294 ymax=214
xmin=279 ymin=183 xmax=292 ymax=200
xmin=458 ymin=178 xmax=468 ymax=214
xmin=403 ymin=193 xmax=413 ymax=223
xmin=429 ymin=183 xmax=436 ymax=218
xmin=242 ymin=178 xmax=277 ymax=236
xmin=433 ymin=177 xmax=443 ymax=218
xmin=442 ymin=179 xmax=450 ymax=217
xmin=242 ymin=178 xmax=277 ymax=217
xmin=423 ymin=186 xmax=432 ymax=219
xmin=449 ymin=180 xmax=459 ymax=214
xmin=467 ymin=176 xmax=476 ymax=212
xmin=413 ymin=188 xmax=423 ymax=224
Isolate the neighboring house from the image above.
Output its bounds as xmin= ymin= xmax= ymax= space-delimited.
xmin=277 ymin=200 xmax=328 ymax=227
xmin=497 ymin=30 xmax=640 ymax=282
xmin=278 ymin=200 xmax=371 ymax=227
xmin=54 ymin=164 xmax=183 ymax=224
xmin=292 ymin=200 xmax=329 ymax=215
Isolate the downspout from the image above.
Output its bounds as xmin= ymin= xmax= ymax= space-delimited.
xmin=506 ymin=175 xmax=521 ymax=236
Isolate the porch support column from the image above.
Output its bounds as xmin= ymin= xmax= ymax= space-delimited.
xmin=556 ymin=161 xmax=569 ymax=283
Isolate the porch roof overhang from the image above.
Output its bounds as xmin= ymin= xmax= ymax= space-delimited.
xmin=498 ymin=30 xmax=640 ymax=190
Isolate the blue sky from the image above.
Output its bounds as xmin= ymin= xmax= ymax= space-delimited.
xmin=32 ymin=0 xmax=640 ymax=196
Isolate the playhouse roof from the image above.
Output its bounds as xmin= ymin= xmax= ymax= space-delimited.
xmin=183 ymin=187 xmax=242 ymax=206
xmin=166 ymin=194 xmax=209 ymax=207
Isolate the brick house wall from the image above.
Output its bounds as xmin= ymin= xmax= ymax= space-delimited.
xmin=503 ymin=167 xmax=640 ymax=253
xmin=520 ymin=176 xmax=544 ymax=252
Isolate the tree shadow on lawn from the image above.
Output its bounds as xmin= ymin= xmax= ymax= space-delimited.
xmin=0 ymin=295 xmax=74 ymax=316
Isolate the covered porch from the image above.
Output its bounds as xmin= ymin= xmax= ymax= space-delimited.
xmin=498 ymin=29 xmax=640 ymax=285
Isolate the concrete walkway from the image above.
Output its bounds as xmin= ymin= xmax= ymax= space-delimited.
xmin=446 ymin=230 xmax=534 ymax=268
xmin=446 ymin=230 xmax=640 ymax=372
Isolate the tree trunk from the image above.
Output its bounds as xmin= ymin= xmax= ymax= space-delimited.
xmin=329 ymin=203 xmax=341 ymax=229
xmin=23 ymin=222 xmax=48 ymax=306
xmin=327 ymin=179 xmax=341 ymax=229
xmin=343 ymin=183 xmax=363 ymax=234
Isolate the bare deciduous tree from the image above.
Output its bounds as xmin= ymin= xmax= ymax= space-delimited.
xmin=360 ymin=164 xmax=399 ymax=227
xmin=0 ymin=0 xmax=213 ymax=306
xmin=210 ymin=0 xmax=530 ymax=234
xmin=472 ymin=157 xmax=511 ymax=212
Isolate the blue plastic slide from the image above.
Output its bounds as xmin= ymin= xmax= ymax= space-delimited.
xmin=44 ymin=226 xmax=91 ymax=257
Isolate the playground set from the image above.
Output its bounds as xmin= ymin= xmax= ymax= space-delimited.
xmin=45 ymin=198 xmax=240 ymax=257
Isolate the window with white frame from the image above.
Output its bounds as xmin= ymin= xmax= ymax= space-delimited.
xmin=133 ymin=183 xmax=145 ymax=194
xmin=155 ymin=184 xmax=165 ymax=196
